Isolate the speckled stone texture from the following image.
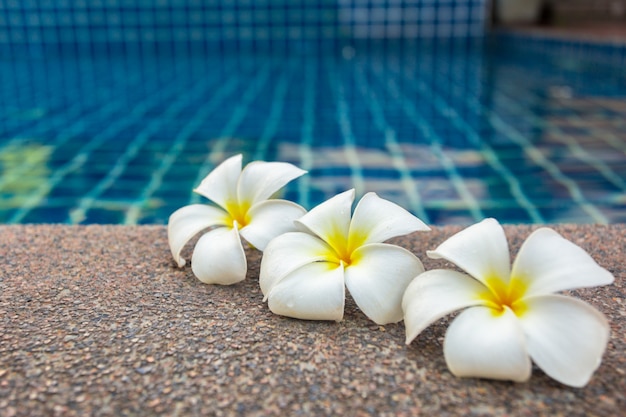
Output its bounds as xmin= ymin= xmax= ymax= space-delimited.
xmin=0 ymin=225 xmax=624 ymax=416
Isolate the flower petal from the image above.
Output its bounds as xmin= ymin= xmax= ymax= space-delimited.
xmin=239 ymin=199 xmax=307 ymax=251
xmin=266 ymin=262 xmax=345 ymax=321
xmin=295 ymin=189 xmax=354 ymax=251
xmin=194 ymin=154 xmax=242 ymax=210
xmin=511 ymin=228 xmax=615 ymax=297
xmin=345 ymin=243 xmax=424 ymax=325
xmin=403 ymin=269 xmax=490 ymax=344
xmin=427 ymin=218 xmax=511 ymax=288
xmin=237 ymin=160 xmax=307 ymax=205
xmin=259 ymin=232 xmax=333 ymax=298
xmin=168 ymin=204 xmax=229 ymax=267
xmin=190 ymin=226 xmax=247 ymax=285
xmin=349 ymin=192 xmax=430 ymax=248
xmin=519 ymin=295 xmax=610 ymax=387
xmin=444 ymin=306 xmax=531 ymax=383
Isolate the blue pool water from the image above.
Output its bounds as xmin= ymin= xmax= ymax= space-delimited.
xmin=1 ymin=35 xmax=625 ymax=225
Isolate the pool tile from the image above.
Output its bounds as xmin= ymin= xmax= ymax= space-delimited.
xmin=1 ymin=33 xmax=626 ymax=225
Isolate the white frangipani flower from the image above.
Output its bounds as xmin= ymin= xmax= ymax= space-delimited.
xmin=402 ymin=218 xmax=614 ymax=387
xmin=168 ymin=154 xmax=307 ymax=285
xmin=260 ymin=189 xmax=430 ymax=324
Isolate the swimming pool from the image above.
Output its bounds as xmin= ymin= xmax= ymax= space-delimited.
xmin=1 ymin=35 xmax=625 ymax=225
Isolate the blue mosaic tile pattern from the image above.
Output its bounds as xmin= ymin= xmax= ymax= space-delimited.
xmin=0 ymin=0 xmax=487 ymax=53
xmin=1 ymin=34 xmax=625 ymax=225
xmin=339 ymin=0 xmax=486 ymax=39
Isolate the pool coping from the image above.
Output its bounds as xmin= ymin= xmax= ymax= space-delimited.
xmin=1 ymin=224 xmax=624 ymax=416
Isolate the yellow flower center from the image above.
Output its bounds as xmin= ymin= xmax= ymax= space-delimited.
xmin=224 ymin=199 xmax=251 ymax=228
xmin=480 ymin=274 xmax=529 ymax=317
xmin=323 ymin=227 xmax=368 ymax=267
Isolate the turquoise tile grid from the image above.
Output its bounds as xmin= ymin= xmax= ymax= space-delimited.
xmin=0 ymin=0 xmax=487 ymax=53
xmin=1 ymin=35 xmax=626 ymax=225
xmin=5 ymin=58 xmax=209 ymax=224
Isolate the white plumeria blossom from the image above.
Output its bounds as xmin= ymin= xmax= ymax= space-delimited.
xmin=168 ymin=154 xmax=307 ymax=285
xmin=402 ymin=218 xmax=614 ymax=387
xmin=260 ymin=189 xmax=430 ymax=325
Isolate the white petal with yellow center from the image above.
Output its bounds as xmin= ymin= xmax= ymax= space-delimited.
xmin=345 ymin=243 xmax=424 ymax=325
xmin=444 ymin=306 xmax=532 ymax=382
xmin=261 ymin=189 xmax=430 ymax=323
xmin=295 ymin=189 xmax=354 ymax=259
xmin=403 ymin=269 xmax=489 ymax=344
xmin=237 ymin=160 xmax=307 ymax=205
xmin=194 ymin=154 xmax=242 ymax=211
xmin=259 ymin=232 xmax=333 ymax=298
xmin=191 ymin=226 xmax=247 ymax=285
xmin=349 ymin=192 xmax=430 ymax=249
xmin=518 ymin=294 xmax=610 ymax=387
xmin=511 ymin=228 xmax=615 ymax=297
xmin=427 ymin=218 xmax=511 ymax=289
xmin=266 ymin=262 xmax=345 ymax=322
xmin=168 ymin=204 xmax=230 ymax=267
xmin=239 ymin=199 xmax=307 ymax=251
xmin=404 ymin=218 xmax=614 ymax=387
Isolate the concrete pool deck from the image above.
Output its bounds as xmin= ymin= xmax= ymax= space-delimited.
xmin=0 ymin=224 xmax=624 ymax=416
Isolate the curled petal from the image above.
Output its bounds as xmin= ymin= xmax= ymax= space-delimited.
xmin=403 ymin=270 xmax=489 ymax=344
xmin=349 ymin=192 xmax=430 ymax=248
xmin=266 ymin=262 xmax=345 ymax=322
xmin=295 ymin=189 xmax=354 ymax=249
xmin=259 ymin=232 xmax=333 ymax=298
xmin=237 ymin=160 xmax=307 ymax=205
xmin=519 ymin=295 xmax=610 ymax=387
xmin=194 ymin=154 xmax=242 ymax=210
xmin=168 ymin=204 xmax=229 ymax=267
xmin=190 ymin=226 xmax=247 ymax=285
xmin=427 ymin=218 xmax=511 ymax=288
xmin=511 ymin=228 xmax=615 ymax=297
xmin=240 ymin=200 xmax=307 ymax=251
xmin=444 ymin=306 xmax=531 ymax=383
xmin=345 ymin=243 xmax=424 ymax=325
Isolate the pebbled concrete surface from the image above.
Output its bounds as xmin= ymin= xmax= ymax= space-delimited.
xmin=0 ymin=224 xmax=624 ymax=416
